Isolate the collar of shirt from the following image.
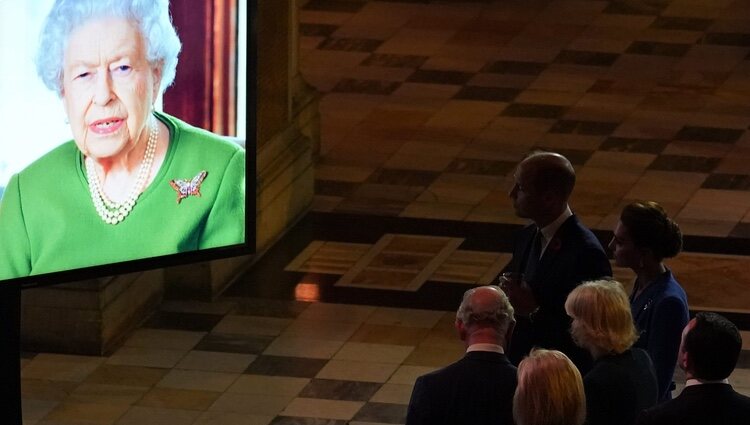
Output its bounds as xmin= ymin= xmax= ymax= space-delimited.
xmin=685 ymin=378 xmax=729 ymax=387
xmin=466 ymin=343 xmax=504 ymax=354
xmin=539 ymin=205 xmax=572 ymax=255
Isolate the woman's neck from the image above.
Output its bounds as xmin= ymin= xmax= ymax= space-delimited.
xmin=635 ymin=262 xmax=667 ymax=295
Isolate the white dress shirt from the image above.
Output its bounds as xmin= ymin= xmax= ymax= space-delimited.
xmin=538 ymin=205 xmax=573 ymax=257
xmin=466 ymin=343 xmax=504 ymax=354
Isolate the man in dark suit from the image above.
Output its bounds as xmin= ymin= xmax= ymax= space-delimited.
xmin=636 ymin=312 xmax=750 ymax=424
xmin=500 ymin=151 xmax=612 ymax=372
xmin=406 ymin=286 xmax=517 ymax=425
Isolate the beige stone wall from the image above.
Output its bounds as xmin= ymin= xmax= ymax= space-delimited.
xmin=22 ymin=270 xmax=164 ymax=355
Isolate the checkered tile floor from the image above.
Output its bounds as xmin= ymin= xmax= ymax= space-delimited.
xmin=303 ymin=0 xmax=750 ymax=238
xmin=20 ymin=298 xmax=750 ymax=424
xmin=21 ymin=212 xmax=750 ymax=424
xmin=20 ymin=1 xmax=750 ymax=423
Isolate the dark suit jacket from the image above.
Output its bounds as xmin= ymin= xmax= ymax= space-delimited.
xmin=406 ymin=350 xmax=517 ymax=425
xmin=630 ymin=269 xmax=689 ymax=401
xmin=584 ymin=348 xmax=658 ymax=425
xmin=504 ymin=215 xmax=612 ymax=372
xmin=636 ymin=384 xmax=750 ymax=425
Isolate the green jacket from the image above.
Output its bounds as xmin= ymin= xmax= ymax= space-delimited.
xmin=0 ymin=112 xmax=245 ymax=281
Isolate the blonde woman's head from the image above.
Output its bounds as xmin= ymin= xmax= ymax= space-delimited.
xmin=565 ymin=279 xmax=638 ymax=356
xmin=513 ymin=349 xmax=586 ymax=425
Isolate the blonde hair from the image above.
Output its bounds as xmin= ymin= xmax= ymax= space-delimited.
xmin=565 ymin=279 xmax=638 ymax=355
xmin=513 ymin=349 xmax=586 ymax=425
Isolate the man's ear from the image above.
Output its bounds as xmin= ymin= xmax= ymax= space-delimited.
xmin=541 ymin=189 xmax=563 ymax=210
xmin=455 ymin=319 xmax=466 ymax=341
xmin=679 ymin=348 xmax=690 ymax=372
xmin=539 ymin=189 xmax=554 ymax=204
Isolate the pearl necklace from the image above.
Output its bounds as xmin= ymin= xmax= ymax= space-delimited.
xmin=85 ymin=116 xmax=158 ymax=225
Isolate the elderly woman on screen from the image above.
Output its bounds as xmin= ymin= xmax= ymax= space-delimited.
xmin=566 ymin=279 xmax=658 ymax=425
xmin=0 ymin=0 xmax=245 ymax=281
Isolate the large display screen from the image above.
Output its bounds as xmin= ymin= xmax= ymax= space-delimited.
xmin=0 ymin=0 xmax=255 ymax=286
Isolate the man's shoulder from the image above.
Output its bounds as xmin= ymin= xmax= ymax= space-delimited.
xmin=638 ymin=389 xmax=691 ymax=422
xmin=419 ymin=355 xmax=476 ymax=379
xmin=724 ymin=386 xmax=750 ymax=407
xmin=555 ymin=215 xmax=608 ymax=261
xmin=641 ymin=385 xmax=750 ymax=421
xmin=419 ymin=352 xmax=515 ymax=380
xmin=561 ymin=215 xmax=600 ymax=243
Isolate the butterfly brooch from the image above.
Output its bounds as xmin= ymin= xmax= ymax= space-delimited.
xmin=169 ymin=170 xmax=208 ymax=204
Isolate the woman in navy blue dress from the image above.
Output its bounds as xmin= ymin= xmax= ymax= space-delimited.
xmin=566 ymin=279 xmax=658 ymax=425
xmin=608 ymin=201 xmax=689 ymax=402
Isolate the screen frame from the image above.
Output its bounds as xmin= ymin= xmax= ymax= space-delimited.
xmin=0 ymin=0 xmax=257 ymax=288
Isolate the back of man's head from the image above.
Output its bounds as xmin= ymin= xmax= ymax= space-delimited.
xmin=522 ymin=151 xmax=576 ymax=201
xmin=456 ymin=286 xmax=515 ymax=344
xmin=684 ymin=312 xmax=742 ymax=380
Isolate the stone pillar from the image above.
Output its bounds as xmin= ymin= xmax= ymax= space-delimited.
xmin=255 ymin=0 xmax=318 ymax=249
xmin=164 ymin=0 xmax=318 ymax=300
xmin=21 ymin=269 xmax=164 ymax=355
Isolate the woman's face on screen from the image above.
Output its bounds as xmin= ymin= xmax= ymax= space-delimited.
xmin=61 ymin=17 xmax=160 ymax=162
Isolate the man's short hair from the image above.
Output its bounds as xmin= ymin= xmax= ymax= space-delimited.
xmin=685 ymin=312 xmax=742 ymax=380
xmin=522 ymin=151 xmax=576 ymax=199
xmin=456 ymin=286 xmax=515 ymax=335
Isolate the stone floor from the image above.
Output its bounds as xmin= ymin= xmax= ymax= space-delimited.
xmin=303 ymin=0 xmax=750 ymax=238
xmin=20 ymin=213 xmax=750 ymax=424
xmin=20 ymin=0 xmax=750 ymax=423
xmin=22 ymin=299 xmax=748 ymax=425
